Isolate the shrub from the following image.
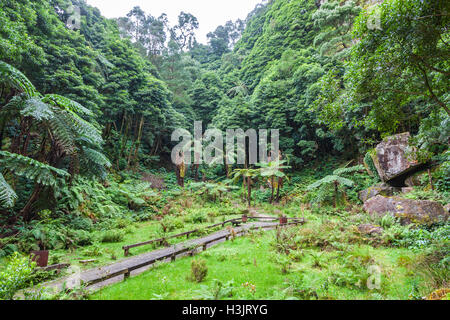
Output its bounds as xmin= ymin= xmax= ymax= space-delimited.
xmin=67 ymin=216 xmax=93 ymax=232
xmin=100 ymin=230 xmax=124 ymax=243
xmin=160 ymin=216 xmax=184 ymax=233
xmin=188 ymin=258 xmax=208 ymax=283
xmin=82 ymin=243 xmax=103 ymax=257
xmin=0 ymin=253 xmax=36 ymax=300
xmin=185 ymin=211 xmax=207 ymax=224
xmin=70 ymin=230 xmax=95 ymax=247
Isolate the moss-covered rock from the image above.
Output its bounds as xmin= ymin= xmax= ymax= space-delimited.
xmin=373 ymin=132 xmax=422 ymax=182
xmin=363 ymin=195 xmax=448 ymax=225
xmin=358 ymin=183 xmax=398 ymax=202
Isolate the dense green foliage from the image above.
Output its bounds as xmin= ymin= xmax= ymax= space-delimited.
xmin=0 ymin=0 xmax=448 ymax=301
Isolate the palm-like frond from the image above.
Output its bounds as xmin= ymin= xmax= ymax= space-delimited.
xmin=20 ymin=98 xmax=54 ymax=121
xmin=48 ymin=109 xmax=77 ymax=153
xmin=0 ymin=61 xmax=37 ymax=98
xmin=78 ymin=147 xmax=111 ymax=179
xmin=307 ymin=175 xmax=354 ymax=190
xmin=0 ymin=151 xmax=70 ymax=187
xmin=0 ymin=172 xmax=17 ymax=208
xmin=42 ymin=94 xmax=93 ymax=116
xmin=333 ymin=165 xmax=365 ymax=176
xmin=81 ymin=147 xmax=111 ymax=168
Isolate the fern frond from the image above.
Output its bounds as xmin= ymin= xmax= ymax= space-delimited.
xmin=48 ymin=110 xmax=77 ymax=153
xmin=307 ymin=175 xmax=354 ymax=190
xmin=0 ymin=172 xmax=17 ymax=208
xmin=42 ymin=94 xmax=93 ymax=116
xmin=0 ymin=151 xmax=70 ymax=187
xmin=81 ymin=148 xmax=111 ymax=168
xmin=333 ymin=165 xmax=365 ymax=176
xmin=73 ymin=116 xmax=103 ymax=145
xmin=0 ymin=94 xmax=25 ymax=119
xmin=0 ymin=61 xmax=37 ymax=98
xmin=21 ymin=98 xmax=54 ymax=121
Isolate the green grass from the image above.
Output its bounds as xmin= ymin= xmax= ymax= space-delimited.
xmin=45 ymin=213 xmax=242 ymax=272
xmin=90 ymin=229 xmax=422 ymax=300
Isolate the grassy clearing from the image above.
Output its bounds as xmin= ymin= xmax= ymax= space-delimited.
xmin=90 ymin=226 xmax=424 ymax=300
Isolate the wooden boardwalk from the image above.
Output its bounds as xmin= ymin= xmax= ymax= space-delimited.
xmin=40 ymin=220 xmax=299 ymax=293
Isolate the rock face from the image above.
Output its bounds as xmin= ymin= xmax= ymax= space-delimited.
xmin=359 ymin=183 xmax=399 ymax=202
xmin=363 ymin=195 xmax=448 ymax=225
xmin=373 ymin=133 xmax=422 ymax=183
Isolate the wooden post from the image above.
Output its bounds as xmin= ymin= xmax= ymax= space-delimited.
xmin=124 ymin=248 xmax=129 ymax=257
xmin=124 ymin=270 xmax=130 ymax=280
xmin=203 ymin=244 xmax=207 ymax=251
xmin=171 ymin=253 xmax=176 ymax=262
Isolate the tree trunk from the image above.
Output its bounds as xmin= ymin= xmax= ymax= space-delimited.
xmin=247 ymin=176 xmax=251 ymax=207
xmin=270 ymin=176 xmax=274 ymax=204
xmin=276 ymin=178 xmax=281 ymax=202
xmin=20 ymin=184 xmax=42 ymax=222
xmin=0 ymin=120 xmax=5 ymax=150
xmin=334 ymin=181 xmax=338 ymax=208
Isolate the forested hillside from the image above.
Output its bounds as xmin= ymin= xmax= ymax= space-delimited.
xmin=0 ymin=0 xmax=448 ymax=301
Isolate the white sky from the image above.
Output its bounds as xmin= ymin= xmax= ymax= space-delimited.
xmin=85 ymin=0 xmax=264 ymax=44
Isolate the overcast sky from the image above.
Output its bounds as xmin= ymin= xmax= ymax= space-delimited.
xmin=85 ymin=0 xmax=264 ymax=44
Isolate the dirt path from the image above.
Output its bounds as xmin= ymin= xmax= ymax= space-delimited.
xmin=39 ymin=221 xmax=281 ymax=294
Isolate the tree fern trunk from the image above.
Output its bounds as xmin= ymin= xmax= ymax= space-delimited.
xmin=247 ymin=176 xmax=251 ymax=207
xmin=270 ymin=176 xmax=274 ymax=204
xmin=20 ymin=184 xmax=42 ymax=222
xmin=334 ymin=181 xmax=338 ymax=208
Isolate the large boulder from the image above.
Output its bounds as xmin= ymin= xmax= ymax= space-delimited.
xmin=359 ymin=183 xmax=399 ymax=202
xmin=363 ymin=195 xmax=448 ymax=225
xmin=372 ymin=133 xmax=422 ymax=183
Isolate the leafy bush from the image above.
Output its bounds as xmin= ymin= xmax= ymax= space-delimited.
xmin=393 ymin=224 xmax=450 ymax=250
xmin=188 ymin=258 xmax=208 ymax=283
xmin=67 ymin=216 xmax=94 ymax=232
xmin=82 ymin=243 xmax=103 ymax=257
xmin=99 ymin=230 xmax=124 ymax=243
xmin=0 ymin=253 xmax=36 ymax=300
xmin=185 ymin=211 xmax=207 ymax=224
xmin=160 ymin=216 xmax=184 ymax=233
xmin=70 ymin=230 xmax=95 ymax=247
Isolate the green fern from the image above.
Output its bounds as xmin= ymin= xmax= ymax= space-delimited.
xmin=42 ymin=94 xmax=93 ymax=116
xmin=333 ymin=165 xmax=365 ymax=176
xmin=307 ymin=175 xmax=354 ymax=190
xmin=0 ymin=172 xmax=17 ymax=208
xmin=307 ymin=165 xmax=364 ymax=207
xmin=0 ymin=61 xmax=38 ymax=98
xmin=20 ymin=98 xmax=54 ymax=121
xmin=0 ymin=151 xmax=70 ymax=188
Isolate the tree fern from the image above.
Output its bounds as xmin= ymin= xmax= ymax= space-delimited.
xmin=42 ymin=94 xmax=93 ymax=116
xmin=20 ymin=98 xmax=54 ymax=121
xmin=79 ymin=147 xmax=112 ymax=179
xmin=0 ymin=151 xmax=70 ymax=188
xmin=0 ymin=172 xmax=17 ymax=208
xmin=333 ymin=165 xmax=365 ymax=176
xmin=307 ymin=175 xmax=354 ymax=190
xmin=0 ymin=61 xmax=37 ymax=98
xmin=307 ymin=165 xmax=363 ymax=207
